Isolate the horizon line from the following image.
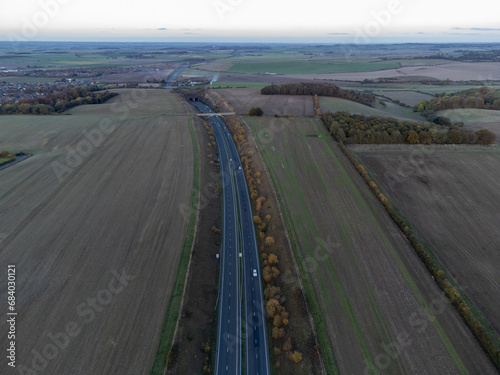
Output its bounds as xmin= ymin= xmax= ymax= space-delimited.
xmin=2 ymin=40 xmax=500 ymax=45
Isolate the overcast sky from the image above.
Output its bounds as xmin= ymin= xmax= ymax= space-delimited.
xmin=2 ymin=0 xmax=500 ymax=43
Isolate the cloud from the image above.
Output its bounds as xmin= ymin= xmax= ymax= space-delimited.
xmin=452 ymin=27 xmax=500 ymax=31
xmin=328 ymin=32 xmax=349 ymax=35
xmin=416 ymin=32 xmax=430 ymax=35
xmin=446 ymin=32 xmax=477 ymax=35
xmin=184 ymin=32 xmax=196 ymax=34
xmin=157 ymin=28 xmax=168 ymax=31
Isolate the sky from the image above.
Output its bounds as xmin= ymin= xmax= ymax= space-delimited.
xmin=2 ymin=0 xmax=500 ymax=43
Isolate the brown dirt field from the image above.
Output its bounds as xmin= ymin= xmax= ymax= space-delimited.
xmin=352 ymin=145 xmax=500 ymax=337
xmin=165 ymin=109 xmax=223 ymax=374
xmin=0 ymin=90 xmax=195 ymax=374
xmin=216 ymin=88 xmax=315 ymax=117
xmin=245 ymin=116 xmax=497 ymax=374
xmin=74 ymin=88 xmax=188 ymax=116
xmin=285 ymin=62 xmax=500 ymax=82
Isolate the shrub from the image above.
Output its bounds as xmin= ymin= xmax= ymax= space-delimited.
xmin=265 ymin=236 xmax=275 ymax=247
xmin=249 ymin=107 xmax=264 ymax=116
xmin=476 ymin=129 xmax=497 ymax=145
xmin=291 ymin=351 xmax=303 ymax=363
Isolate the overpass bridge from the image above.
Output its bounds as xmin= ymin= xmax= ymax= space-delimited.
xmin=195 ymin=112 xmax=236 ymax=117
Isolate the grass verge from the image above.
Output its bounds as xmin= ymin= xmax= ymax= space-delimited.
xmin=0 ymin=157 xmax=16 ymax=166
xmin=150 ymin=118 xmax=200 ymax=374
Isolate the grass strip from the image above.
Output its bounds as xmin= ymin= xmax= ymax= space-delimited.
xmin=247 ymin=117 xmax=339 ymax=374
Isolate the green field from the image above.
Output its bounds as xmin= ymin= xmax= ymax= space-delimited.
xmin=435 ymin=108 xmax=500 ymax=139
xmin=0 ymin=157 xmax=14 ymax=165
xmin=319 ymin=96 xmax=426 ymax=121
xmin=228 ymin=61 xmax=400 ymax=74
xmin=226 ymin=52 xmax=309 ymax=62
xmin=371 ymin=90 xmax=436 ymax=106
xmin=0 ymin=51 xmax=180 ymax=70
xmin=0 ymin=76 xmax=61 ymax=83
xmin=209 ymin=81 xmax=268 ymax=88
xmin=243 ymin=116 xmax=496 ymax=374
xmin=415 ymin=84 xmax=500 ymax=96
xmin=435 ymin=108 xmax=500 ymax=125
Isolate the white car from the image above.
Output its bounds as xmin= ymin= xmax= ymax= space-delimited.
xmin=253 ymin=269 xmax=258 ymax=277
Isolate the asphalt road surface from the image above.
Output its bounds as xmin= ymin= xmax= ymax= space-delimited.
xmin=192 ymin=101 xmax=270 ymax=375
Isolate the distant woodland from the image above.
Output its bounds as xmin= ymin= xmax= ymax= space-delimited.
xmin=261 ymin=83 xmax=376 ymax=107
xmin=322 ymin=111 xmax=497 ymax=145
xmin=0 ymin=86 xmax=118 ymax=115
xmin=414 ymin=87 xmax=500 ymax=112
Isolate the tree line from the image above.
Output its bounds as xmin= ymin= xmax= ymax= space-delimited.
xmin=219 ymin=110 xmax=305 ymax=370
xmin=412 ymin=51 xmax=500 ymax=63
xmin=414 ymin=87 xmax=500 ymax=112
xmin=261 ymin=83 xmax=375 ymax=107
xmin=322 ymin=111 xmax=496 ymax=145
xmin=0 ymin=85 xmax=118 ymax=115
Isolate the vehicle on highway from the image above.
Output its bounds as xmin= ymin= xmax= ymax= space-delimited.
xmin=253 ymin=268 xmax=258 ymax=277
